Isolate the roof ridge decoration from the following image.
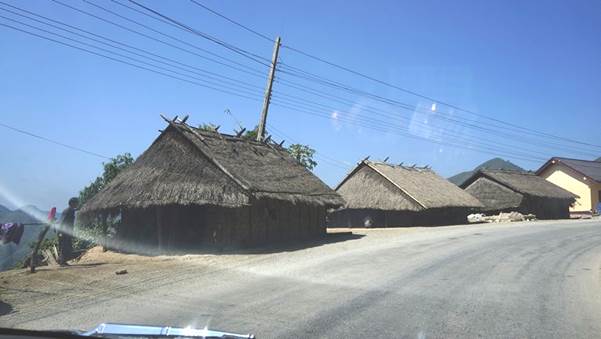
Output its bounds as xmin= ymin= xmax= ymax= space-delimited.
xmin=160 ymin=114 xmax=253 ymax=193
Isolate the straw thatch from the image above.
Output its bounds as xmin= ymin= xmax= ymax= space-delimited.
xmin=336 ymin=161 xmax=483 ymax=211
xmin=461 ymin=169 xmax=577 ymax=200
xmin=329 ymin=161 xmax=482 ymax=227
xmin=460 ymin=169 xmax=577 ymax=219
xmin=79 ymin=117 xmax=343 ymax=248
xmin=81 ymin=119 xmax=343 ymax=214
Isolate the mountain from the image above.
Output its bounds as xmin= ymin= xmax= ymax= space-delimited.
xmin=596 ymin=157 xmax=601 ymax=162
xmin=0 ymin=208 xmax=41 ymax=224
xmin=448 ymin=158 xmax=526 ymax=186
xmin=0 ymin=205 xmax=57 ymax=272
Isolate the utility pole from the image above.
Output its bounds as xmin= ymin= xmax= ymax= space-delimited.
xmin=256 ymin=36 xmax=281 ymax=142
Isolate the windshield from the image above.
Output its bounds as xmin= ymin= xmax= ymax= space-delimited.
xmin=1 ymin=1 xmax=601 ymax=338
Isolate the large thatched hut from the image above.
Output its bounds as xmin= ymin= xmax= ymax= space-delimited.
xmin=79 ymin=117 xmax=344 ymax=250
xmin=460 ymin=169 xmax=577 ymax=219
xmin=329 ymin=160 xmax=483 ymax=227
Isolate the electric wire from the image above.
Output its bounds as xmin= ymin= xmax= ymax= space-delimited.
xmin=0 ymin=122 xmax=110 ymax=159
xmin=186 ymin=0 xmax=601 ymax=150
xmin=0 ymin=21 xmax=263 ymax=102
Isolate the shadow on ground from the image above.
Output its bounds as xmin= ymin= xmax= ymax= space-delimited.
xmin=244 ymin=232 xmax=365 ymax=254
xmin=0 ymin=301 xmax=13 ymax=316
xmin=112 ymin=232 xmax=366 ymax=257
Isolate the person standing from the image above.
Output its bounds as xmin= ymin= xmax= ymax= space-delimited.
xmin=57 ymin=197 xmax=79 ymax=266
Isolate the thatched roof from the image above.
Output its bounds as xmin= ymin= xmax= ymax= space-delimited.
xmin=460 ymin=169 xmax=578 ymax=200
xmin=80 ymin=117 xmax=343 ymax=213
xmin=536 ymin=157 xmax=601 ymax=183
xmin=335 ymin=161 xmax=483 ymax=211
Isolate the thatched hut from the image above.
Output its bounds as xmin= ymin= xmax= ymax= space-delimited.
xmin=329 ymin=160 xmax=483 ymax=227
xmin=79 ymin=117 xmax=344 ymax=250
xmin=460 ymin=169 xmax=577 ymax=219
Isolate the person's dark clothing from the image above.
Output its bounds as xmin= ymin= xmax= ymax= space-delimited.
xmin=0 ymin=223 xmax=24 ymax=245
xmin=57 ymin=232 xmax=72 ymax=265
xmin=57 ymin=207 xmax=76 ymax=265
xmin=60 ymin=207 xmax=76 ymax=229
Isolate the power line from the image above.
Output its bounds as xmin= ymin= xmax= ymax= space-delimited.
xmin=269 ymin=101 xmax=550 ymax=164
xmin=266 ymin=124 xmax=352 ymax=170
xmin=266 ymin=125 xmax=351 ymax=171
xmin=278 ymin=49 xmax=601 ymax=150
xmin=274 ymin=70 xmax=601 ymax=157
xmin=270 ymin=96 xmax=543 ymax=161
xmin=0 ymin=21 xmax=263 ymax=102
xmin=186 ymin=0 xmax=601 ymax=150
xmin=106 ymin=0 xmax=600 ymax=158
xmin=188 ymin=0 xmax=273 ymax=42
xmin=0 ymin=5 xmax=265 ymax=95
xmin=0 ymin=14 xmax=263 ymax=99
xmin=7 ymin=2 xmax=597 ymax=166
xmin=126 ymin=0 xmax=272 ymax=66
xmin=270 ymin=93 xmax=557 ymax=159
xmin=0 ymin=122 xmax=110 ymax=159
xmin=270 ymin=78 xmax=601 ymax=158
xmin=47 ymin=0 xmax=267 ymax=79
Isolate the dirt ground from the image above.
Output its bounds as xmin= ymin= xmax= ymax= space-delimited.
xmin=1 ymin=220 xmax=600 ymax=338
xmin=0 ymin=228 xmax=410 ymax=318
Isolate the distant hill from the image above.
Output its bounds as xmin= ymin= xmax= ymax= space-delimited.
xmin=596 ymin=157 xmax=601 ymax=162
xmin=0 ymin=205 xmax=57 ymax=272
xmin=448 ymin=158 xmax=526 ymax=186
xmin=0 ymin=209 xmax=39 ymax=224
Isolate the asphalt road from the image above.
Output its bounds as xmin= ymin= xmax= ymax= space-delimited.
xmin=2 ymin=219 xmax=601 ymax=338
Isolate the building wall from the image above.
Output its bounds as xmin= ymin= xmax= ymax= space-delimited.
xmin=118 ymin=200 xmax=327 ymax=251
xmin=328 ymin=207 xmax=473 ymax=228
xmin=464 ymin=177 xmax=523 ymax=212
xmin=590 ymin=181 xmax=601 ymax=213
xmin=539 ymin=165 xmax=592 ymax=212
xmin=519 ymin=196 xmax=571 ymax=219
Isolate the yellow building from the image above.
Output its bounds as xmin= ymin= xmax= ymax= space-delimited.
xmin=536 ymin=157 xmax=601 ymax=214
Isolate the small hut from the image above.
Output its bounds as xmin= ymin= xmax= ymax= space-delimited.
xmin=460 ymin=169 xmax=577 ymax=219
xmin=329 ymin=160 xmax=483 ymax=227
xmin=79 ymin=116 xmax=344 ymax=250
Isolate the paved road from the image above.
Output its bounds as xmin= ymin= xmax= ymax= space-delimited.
xmin=2 ymin=219 xmax=601 ymax=338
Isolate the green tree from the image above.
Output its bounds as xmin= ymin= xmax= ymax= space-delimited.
xmin=73 ymin=153 xmax=133 ymax=251
xmin=287 ymin=144 xmax=318 ymax=170
xmin=243 ymin=125 xmax=259 ymax=140
xmin=79 ymin=153 xmax=134 ymax=205
xmin=199 ymin=123 xmax=219 ymax=131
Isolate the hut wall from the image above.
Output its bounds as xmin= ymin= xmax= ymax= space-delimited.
xmin=328 ymin=207 xmax=474 ymax=228
xmin=115 ymin=199 xmax=328 ymax=251
xmin=119 ymin=208 xmax=159 ymax=253
xmin=518 ymin=196 xmax=571 ymax=220
xmin=247 ymin=200 xmax=326 ymax=245
xmin=464 ymin=177 xmax=523 ymax=212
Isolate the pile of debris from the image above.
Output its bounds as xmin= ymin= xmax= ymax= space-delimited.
xmin=468 ymin=211 xmax=536 ymax=224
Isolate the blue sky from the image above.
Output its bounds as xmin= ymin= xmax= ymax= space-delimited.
xmin=1 ymin=0 xmax=600 ymax=210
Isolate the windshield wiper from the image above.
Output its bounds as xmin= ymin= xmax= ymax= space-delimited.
xmin=82 ymin=323 xmax=255 ymax=338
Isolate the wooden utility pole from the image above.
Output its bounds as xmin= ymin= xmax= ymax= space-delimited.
xmin=257 ymin=36 xmax=281 ymax=142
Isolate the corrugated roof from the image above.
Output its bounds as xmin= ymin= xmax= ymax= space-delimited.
xmin=540 ymin=157 xmax=601 ymax=183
